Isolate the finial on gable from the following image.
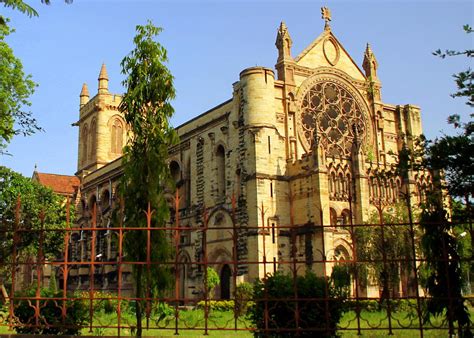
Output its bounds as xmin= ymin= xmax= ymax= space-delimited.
xmin=276 ymin=21 xmax=293 ymax=62
xmin=98 ymin=63 xmax=109 ymax=94
xmin=363 ymin=43 xmax=379 ymax=80
xmin=321 ymin=6 xmax=331 ymax=31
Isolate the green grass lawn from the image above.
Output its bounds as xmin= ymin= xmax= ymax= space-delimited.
xmin=1 ymin=306 xmax=471 ymax=336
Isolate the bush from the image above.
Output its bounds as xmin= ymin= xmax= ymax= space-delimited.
xmin=235 ymin=282 xmax=254 ymax=317
xmin=207 ymin=267 xmax=220 ymax=295
xmin=197 ymin=300 xmax=235 ymax=312
xmin=74 ymin=290 xmax=119 ymax=314
xmin=155 ymin=302 xmax=174 ymax=324
xmin=14 ymin=287 xmax=88 ymax=335
xmin=249 ymin=271 xmax=346 ymax=337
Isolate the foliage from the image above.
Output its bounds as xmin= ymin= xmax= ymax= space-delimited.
xmin=330 ymin=264 xmax=351 ymax=298
xmin=452 ymin=201 xmax=474 ymax=294
xmin=118 ymin=20 xmax=178 ymax=337
xmin=0 ymin=23 xmax=38 ymax=153
xmin=74 ymin=291 xmax=120 ymax=314
xmin=419 ymin=198 xmax=471 ymax=336
xmin=0 ymin=0 xmax=74 ymax=26
xmin=414 ymin=25 xmax=473 ymax=336
xmin=206 ymin=267 xmax=220 ymax=295
xmin=0 ymin=166 xmax=72 ymax=287
xmin=355 ymin=202 xmax=415 ymax=300
xmin=249 ymin=271 xmax=346 ymax=337
xmin=0 ymin=0 xmax=74 ymax=152
xmin=428 ymin=24 xmax=473 ymax=201
xmin=154 ymin=301 xmax=174 ymax=324
xmin=197 ymin=300 xmax=236 ymax=312
xmin=235 ymin=282 xmax=254 ymax=316
xmin=13 ymin=287 xmax=88 ymax=335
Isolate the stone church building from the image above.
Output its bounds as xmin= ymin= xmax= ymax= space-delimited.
xmin=68 ymin=12 xmax=429 ymax=299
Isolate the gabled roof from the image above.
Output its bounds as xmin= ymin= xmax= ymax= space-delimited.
xmin=294 ymin=29 xmax=366 ymax=81
xmin=33 ymin=172 xmax=80 ymax=196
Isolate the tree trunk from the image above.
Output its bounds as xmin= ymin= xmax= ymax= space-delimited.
xmin=135 ymin=265 xmax=142 ymax=337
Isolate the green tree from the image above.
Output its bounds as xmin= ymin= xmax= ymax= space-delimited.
xmin=118 ymin=21 xmax=178 ymax=337
xmin=0 ymin=0 xmax=74 ymax=153
xmin=0 ymin=22 xmax=38 ymax=153
xmin=1 ymin=0 xmax=74 ymax=26
xmin=0 ymin=166 xmax=72 ymax=289
xmin=206 ymin=267 xmax=220 ymax=296
xmin=419 ymin=197 xmax=471 ymax=336
xmin=355 ymin=202 xmax=415 ymax=301
xmin=416 ymin=24 xmax=473 ymax=336
xmin=430 ymin=24 xmax=473 ymax=203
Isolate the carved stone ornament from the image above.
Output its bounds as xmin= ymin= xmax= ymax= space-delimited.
xmin=296 ymin=76 xmax=370 ymax=158
xmin=323 ymin=37 xmax=340 ymax=66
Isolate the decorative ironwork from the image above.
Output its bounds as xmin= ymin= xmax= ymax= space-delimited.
xmin=0 ymin=193 xmax=471 ymax=337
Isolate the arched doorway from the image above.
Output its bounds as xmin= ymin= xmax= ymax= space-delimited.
xmin=220 ymin=264 xmax=231 ymax=300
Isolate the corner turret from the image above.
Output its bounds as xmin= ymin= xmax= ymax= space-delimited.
xmin=98 ymin=63 xmax=109 ymax=94
xmin=80 ymin=83 xmax=89 ymax=108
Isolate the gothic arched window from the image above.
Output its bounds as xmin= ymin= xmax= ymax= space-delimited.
xmin=90 ymin=119 xmax=97 ymax=161
xmin=298 ymin=80 xmax=367 ymax=157
xmin=82 ymin=124 xmax=88 ymax=165
xmin=111 ymin=118 xmax=124 ymax=154
xmin=216 ymin=145 xmax=226 ymax=199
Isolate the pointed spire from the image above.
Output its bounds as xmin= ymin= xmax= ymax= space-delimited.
xmin=99 ymin=63 xmax=108 ymax=80
xmin=276 ymin=21 xmax=293 ymax=62
xmin=363 ymin=43 xmax=379 ymax=80
xmin=98 ymin=63 xmax=109 ymax=94
xmin=80 ymin=83 xmax=90 ymax=107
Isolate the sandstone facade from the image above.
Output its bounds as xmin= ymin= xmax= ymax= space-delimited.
xmin=69 ymin=17 xmax=429 ymax=299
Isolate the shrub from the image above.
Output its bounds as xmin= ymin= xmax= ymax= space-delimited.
xmin=14 ymin=287 xmax=88 ymax=335
xmin=249 ymin=271 xmax=346 ymax=337
xmin=153 ymin=301 xmax=174 ymax=325
xmin=331 ymin=264 xmax=351 ymax=298
xmin=197 ymin=300 xmax=235 ymax=312
xmin=235 ymin=282 xmax=254 ymax=317
xmin=207 ymin=267 xmax=220 ymax=295
xmin=74 ymin=290 xmax=119 ymax=314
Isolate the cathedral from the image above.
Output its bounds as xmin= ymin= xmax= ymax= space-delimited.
xmin=68 ymin=10 xmax=428 ymax=299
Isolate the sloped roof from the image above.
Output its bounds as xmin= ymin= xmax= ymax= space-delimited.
xmin=294 ymin=29 xmax=366 ymax=81
xmin=33 ymin=172 xmax=80 ymax=196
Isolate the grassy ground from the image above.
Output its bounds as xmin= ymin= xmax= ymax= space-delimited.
xmin=1 ymin=306 xmax=471 ymax=336
xmin=338 ymin=309 xmax=454 ymax=337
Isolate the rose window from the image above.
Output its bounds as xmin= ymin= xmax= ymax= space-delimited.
xmin=299 ymin=81 xmax=367 ymax=157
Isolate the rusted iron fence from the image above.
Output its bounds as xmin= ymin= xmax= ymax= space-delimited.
xmin=0 ymin=194 xmax=472 ymax=337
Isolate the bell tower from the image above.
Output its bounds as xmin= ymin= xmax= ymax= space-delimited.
xmin=75 ymin=64 xmax=124 ymax=176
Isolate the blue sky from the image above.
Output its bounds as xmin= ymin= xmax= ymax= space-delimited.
xmin=1 ymin=0 xmax=472 ymax=177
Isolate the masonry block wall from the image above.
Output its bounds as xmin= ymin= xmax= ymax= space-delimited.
xmin=71 ymin=19 xmax=427 ymax=299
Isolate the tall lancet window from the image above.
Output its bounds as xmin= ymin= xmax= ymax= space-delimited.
xmin=82 ymin=124 xmax=88 ymax=165
xmin=216 ymin=145 xmax=226 ymax=199
xmin=111 ymin=118 xmax=124 ymax=154
xmin=90 ymin=119 xmax=97 ymax=161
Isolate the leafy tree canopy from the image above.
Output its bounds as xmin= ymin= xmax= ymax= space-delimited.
xmin=0 ymin=166 xmax=71 ymax=286
xmin=0 ymin=0 xmax=73 ymax=153
xmin=428 ymin=24 xmax=473 ymax=202
xmin=0 ymin=23 xmax=38 ymax=153
xmin=118 ymin=20 xmax=178 ymax=337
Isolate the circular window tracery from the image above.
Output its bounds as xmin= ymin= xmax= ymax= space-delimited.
xmin=299 ymin=80 xmax=367 ymax=157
